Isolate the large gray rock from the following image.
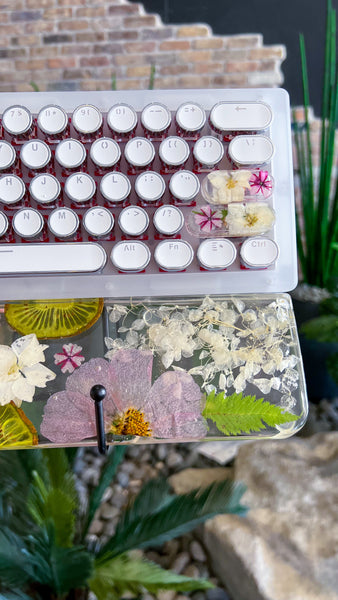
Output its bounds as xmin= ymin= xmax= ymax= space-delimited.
xmin=203 ymin=432 xmax=338 ymax=600
xmin=169 ymin=467 xmax=233 ymax=495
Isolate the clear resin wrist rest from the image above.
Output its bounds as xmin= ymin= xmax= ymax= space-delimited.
xmin=0 ymin=294 xmax=308 ymax=449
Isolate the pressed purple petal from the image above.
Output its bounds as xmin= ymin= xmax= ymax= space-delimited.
xmin=40 ymin=390 xmax=97 ymax=443
xmin=143 ymin=370 xmax=205 ymax=438
xmin=107 ymin=349 xmax=153 ymax=411
xmin=65 ymin=358 xmax=117 ymax=415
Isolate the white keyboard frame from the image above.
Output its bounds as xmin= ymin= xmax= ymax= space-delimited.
xmin=0 ymin=88 xmax=297 ymax=301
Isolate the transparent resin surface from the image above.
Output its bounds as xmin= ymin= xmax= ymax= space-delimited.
xmin=0 ymin=294 xmax=308 ymax=449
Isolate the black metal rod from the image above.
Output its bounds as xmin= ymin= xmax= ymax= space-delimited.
xmin=90 ymin=384 xmax=108 ymax=455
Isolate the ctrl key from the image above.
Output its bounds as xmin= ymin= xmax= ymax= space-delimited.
xmin=240 ymin=237 xmax=279 ymax=269
xmin=110 ymin=241 xmax=151 ymax=272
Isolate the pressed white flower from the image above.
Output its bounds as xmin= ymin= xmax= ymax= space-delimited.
xmin=0 ymin=334 xmax=55 ymax=407
xmin=204 ymin=170 xmax=251 ymax=204
xmin=226 ymin=202 xmax=275 ymax=236
xmin=107 ymin=304 xmax=128 ymax=323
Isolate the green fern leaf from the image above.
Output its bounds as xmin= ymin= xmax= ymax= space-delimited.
xmin=97 ymin=479 xmax=246 ymax=562
xmin=90 ymin=555 xmax=213 ymax=600
xmin=203 ymin=390 xmax=299 ymax=436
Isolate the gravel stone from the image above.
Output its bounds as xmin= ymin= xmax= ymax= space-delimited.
xmin=171 ymin=551 xmax=190 ymax=574
xmin=167 ymin=450 xmax=184 ymax=469
xmin=81 ymin=467 xmax=99 ymax=486
xmin=110 ymin=487 xmax=128 ymax=508
xmin=120 ymin=460 xmax=136 ymax=474
xmin=101 ymin=487 xmax=113 ymax=503
xmin=157 ymin=591 xmax=176 ymax=600
xmin=156 ymin=444 xmax=168 ymax=461
xmin=206 ymin=589 xmax=230 ymax=600
xmin=89 ymin=520 xmax=103 ymax=535
xmin=190 ymin=540 xmax=207 ymax=562
xmin=100 ymin=504 xmax=120 ymax=520
xmin=116 ymin=471 xmax=130 ymax=487
xmin=183 ymin=564 xmax=200 ymax=579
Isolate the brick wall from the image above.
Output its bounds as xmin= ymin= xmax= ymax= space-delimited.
xmin=0 ymin=0 xmax=286 ymax=93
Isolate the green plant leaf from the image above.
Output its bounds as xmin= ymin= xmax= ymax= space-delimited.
xmin=327 ymin=351 xmax=338 ymax=383
xmin=148 ymin=63 xmax=156 ymax=89
xmin=90 ymin=555 xmax=213 ymax=600
xmin=97 ymin=479 xmax=246 ymax=562
xmin=0 ymin=529 xmax=37 ymax=587
xmin=300 ymin=314 xmax=338 ymax=343
xmin=84 ymin=446 xmax=126 ymax=536
xmin=202 ymin=391 xmax=299 ymax=436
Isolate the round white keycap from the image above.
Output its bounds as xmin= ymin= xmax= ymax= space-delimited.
xmin=155 ymin=240 xmax=194 ymax=271
xmin=65 ymin=173 xmax=96 ymax=203
xmin=135 ymin=171 xmax=165 ymax=202
xmin=55 ymin=139 xmax=86 ymax=169
xmin=0 ymin=175 xmax=25 ymax=205
xmin=30 ymin=174 xmax=61 ymax=204
xmin=83 ymin=206 xmax=114 ymax=237
xmin=169 ymin=170 xmax=200 ymax=201
xmin=90 ymin=137 xmax=121 ymax=168
xmin=20 ymin=140 xmax=51 ymax=170
xmin=153 ymin=205 xmax=184 ymax=235
xmin=0 ymin=141 xmax=16 ymax=170
xmin=2 ymin=105 xmax=32 ymax=135
xmin=124 ymin=137 xmax=155 ymax=167
xmin=210 ymin=101 xmax=272 ymax=131
xmin=176 ymin=102 xmax=206 ymax=132
xmin=193 ymin=136 xmax=224 ymax=167
xmin=37 ymin=105 xmax=68 ymax=135
xmin=111 ymin=240 xmax=151 ymax=272
xmin=159 ymin=137 xmax=190 ymax=166
xmin=119 ymin=206 xmax=149 ymax=236
xmin=12 ymin=208 xmax=44 ymax=239
xmin=0 ymin=211 xmax=8 ymax=237
xmin=72 ymin=104 xmax=102 ymax=134
xmin=229 ymin=135 xmax=274 ymax=165
xmin=141 ymin=103 xmax=171 ymax=133
xmin=100 ymin=172 xmax=131 ymax=203
xmin=48 ymin=207 xmax=79 ymax=238
xmin=197 ymin=238 xmax=236 ymax=270
xmin=107 ymin=104 xmax=137 ymax=134
xmin=240 ymin=237 xmax=279 ymax=268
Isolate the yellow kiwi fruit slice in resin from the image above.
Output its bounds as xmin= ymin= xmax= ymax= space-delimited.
xmin=4 ymin=298 xmax=104 ymax=339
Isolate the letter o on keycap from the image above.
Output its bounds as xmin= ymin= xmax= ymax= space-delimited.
xmin=197 ymin=238 xmax=236 ymax=270
xmin=65 ymin=173 xmax=96 ymax=203
xmin=90 ymin=137 xmax=121 ymax=168
xmin=12 ymin=208 xmax=44 ymax=239
xmin=154 ymin=240 xmax=194 ymax=271
xmin=111 ymin=240 xmax=151 ymax=272
xmin=48 ymin=207 xmax=79 ymax=238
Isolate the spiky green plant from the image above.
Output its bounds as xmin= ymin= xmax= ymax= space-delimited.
xmin=0 ymin=448 xmax=246 ymax=600
xmin=293 ymin=0 xmax=338 ymax=292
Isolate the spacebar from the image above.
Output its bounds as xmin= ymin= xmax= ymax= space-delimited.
xmin=0 ymin=243 xmax=107 ymax=274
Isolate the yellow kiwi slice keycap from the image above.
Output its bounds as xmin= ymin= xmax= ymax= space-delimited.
xmin=4 ymin=298 xmax=104 ymax=339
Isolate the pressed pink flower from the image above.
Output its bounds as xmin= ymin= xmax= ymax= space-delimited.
xmin=54 ymin=343 xmax=85 ymax=374
xmin=249 ymin=171 xmax=273 ymax=198
xmin=193 ymin=206 xmax=223 ymax=232
xmin=41 ymin=349 xmax=206 ymax=443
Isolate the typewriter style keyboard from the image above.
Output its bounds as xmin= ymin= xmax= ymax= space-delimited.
xmin=0 ymin=89 xmax=297 ymax=300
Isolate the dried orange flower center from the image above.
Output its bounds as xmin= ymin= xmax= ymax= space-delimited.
xmin=225 ymin=177 xmax=237 ymax=189
xmin=111 ymin=408 xmax=152 ymax=437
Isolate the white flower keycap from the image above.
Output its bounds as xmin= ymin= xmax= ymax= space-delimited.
xmin=0 ymin=141 xmax=16 ymax=170
xmin=124 ymin=137 xmax=155 ymax=168
xmin=153 ymin=205 xmax=184 ymax=235
xmin=176 ymin=102 xmax=206 ymax=132
xmin=20 ymin=140 xmax=51 ymax=170
xmin=193 ymin=136 xmax=224 ymax=167
xmin=197 ymin=239 xmax=236 ymax=270
xmin=83 ymin=207 xmax=114 ymax=237
xmin=141 ymin=103 xmax=171 ymax=133
xmin=119 ymin=206 xmax=149 ymax=236
xmin=135 ymin=171 xmax=165 ymax=202
xmin=55 ymin=139 xmax=86 ymax=169
xmin=48 ymin=207 xmax=79 ymax=238
xmin=90 ymin=137 xmax=121 ymax=168
xmin=100 ymin=172 xmax=131 ymax=203
xmin=30 ymin=174 xmax=61 ymax=204
xmin=169 ymin=170 xmax=200 ymax=202
xmin=159 ymin=136 xmax=190 ymax=166
xmin=0 ymin=175 xmax=25 ymax=205
xmin=107 ymin=103 xmax=137 ymax=134
xmin=12 ymin=208 xmax=44 ymax=239
xmin=2 ymin=105 xmax=32 ymax=135
xmin=37 ymin=105 xmax=68 ymax=135
xmin=229 ymin=135 xmax=274 ymax=165
xmin=240 ymin=237 xmax=279 ymax=268
xmin=210 ymin=102 xmax=272 ymax=131
xmin=65 ymin=173 xmax=96 ymax=203
xmin=0 ymin=211 xmax=8 ymax=237
xmin=111 ymin=240 xmax=151 ymax=272
xmin=155 ymin=240 xmax=194 ymax=271
xmin=72 ymin=104 xmax=102 ymax=134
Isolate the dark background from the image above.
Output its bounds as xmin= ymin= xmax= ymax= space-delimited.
xmin=132 ymin=0 xmax=338 ymax=116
